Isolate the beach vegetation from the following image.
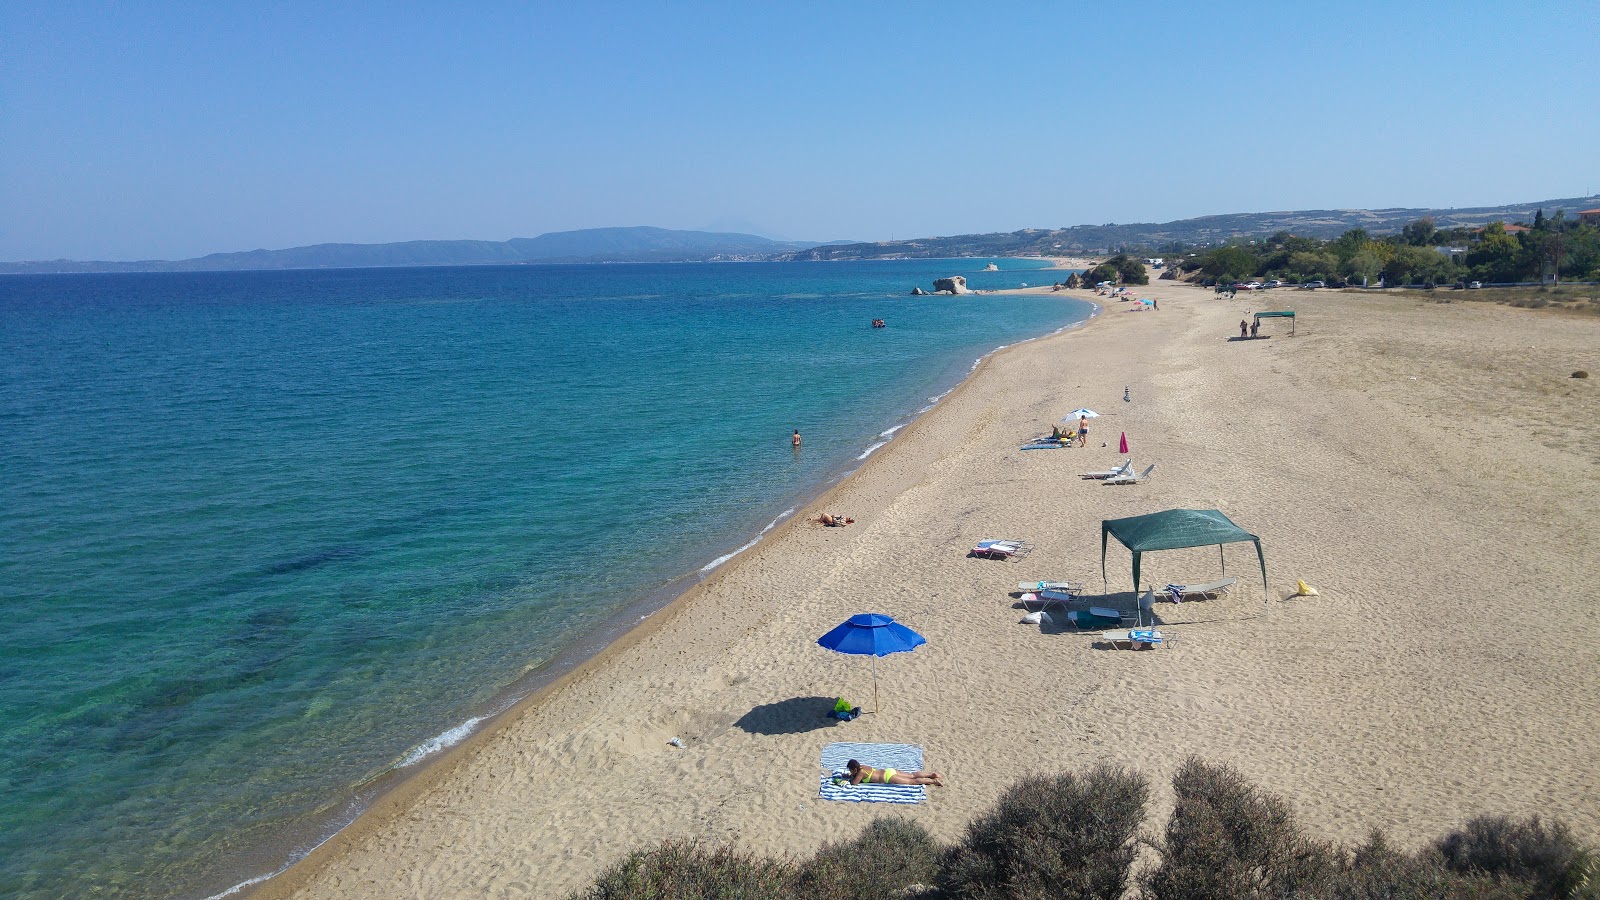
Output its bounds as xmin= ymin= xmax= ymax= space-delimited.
xmin=1171 ymin=214 xmax=1600 ymax=288
xmin=939 ymin=766 xmax=1148 ymax=899
xmin=793 ymin=816 xmax=942 ymax=899
xmin=571 ymin=838 xmax=794 ymax=899
xmin=1107 ymin=254 xmax=1150 ymax=286
xmin=572 ymin=760 xmax=1598 ymax=899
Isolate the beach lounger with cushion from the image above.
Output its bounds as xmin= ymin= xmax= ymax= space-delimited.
xmin=1163 ymin=577 xmax=1238 ymax=602
xmin=1103 ymin=463 xmax=1156 ymax=486
xmin=1080 ymin=460 xmax=1132 ymax=480
xmin=971 ymin=539 xmax=1033 ymax=560
xmin=1016 ymin=580 xmax=1083 ymax=595
xmin=1094 ymin=628 xmax=1167 ymax=649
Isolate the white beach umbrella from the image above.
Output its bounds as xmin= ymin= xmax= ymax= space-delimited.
xmin=1063 ymin=408 xmax=1099 ymax=421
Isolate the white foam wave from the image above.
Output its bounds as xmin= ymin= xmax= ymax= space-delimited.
xmin=399 ymin=716 xmax=486 ymax=768
xmin=878 ymin=423 xmax=906 ymax=439
xmin=700 ymin=508 xmax=791 ymax=573
xmin=856 ymin=440 xmax=890 ymax=460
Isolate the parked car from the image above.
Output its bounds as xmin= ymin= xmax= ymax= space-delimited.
xmin=1263 ymin=280 xmax=1283 ymax=288
xmin=1233 ymin=282 xmax=1257 ymax=291
xmin=1469 ymin=281 xmax=1483 ymax=289
xmin=1243 ymin=281 xmax=1263 ymax=289
xmin=1300 ymin=280 xmax=1325 ymax=289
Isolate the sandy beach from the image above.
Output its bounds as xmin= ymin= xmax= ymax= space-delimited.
xmin=256 ymin=279 xmax=1600 ymax=899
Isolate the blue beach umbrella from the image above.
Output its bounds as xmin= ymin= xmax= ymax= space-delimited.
xmin=1063 ymin=408 xmax=1099 ymax=422
xmin=817 ymin=614 xmax=926 ymax=713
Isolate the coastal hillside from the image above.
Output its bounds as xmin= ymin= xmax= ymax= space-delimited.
xmin=0 ymin=227 xmax=843 ymax=274
xmin=782 ymin=194 xmax=1600 ymax=260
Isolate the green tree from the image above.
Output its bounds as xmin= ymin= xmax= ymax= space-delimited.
xmin=1106 ymin=253 xmax=1149 ymax=285
xmin=1343 ymin=250 xmax=1383 ymax=285
xmin=1467 ymin=232 xmax=1522 ymax=283
xmin=1332 ymin=228 xmax=1371 ymax=262
xmin=1199 ymin=246 xmax=1259 ymax=281
xmin=1401 ymin=217 xmax=1437 ymax=246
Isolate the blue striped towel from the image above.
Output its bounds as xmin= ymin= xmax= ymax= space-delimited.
xmin=1165 ymin=584 xmax=1185 ymax=604
xmin=1129 ymin=629 xmax=1163 ymax=645
xmin=819 ymin=742 xmax=926 ymax=804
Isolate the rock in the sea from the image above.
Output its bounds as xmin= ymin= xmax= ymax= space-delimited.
xmin=933 ymin=275 xmax=970 ymax=295
xmin=911 ymin=286 xmax=927 ymax=295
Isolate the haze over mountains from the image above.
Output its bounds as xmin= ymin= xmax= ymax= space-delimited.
xmin=6 ymin=195 xmax=1597 ymax=274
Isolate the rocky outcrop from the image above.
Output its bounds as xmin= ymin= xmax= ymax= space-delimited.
xmin=933 ymin=276 xmax=970 ymax=295
xmin=911 ymin=286 xmax=928 ymax=295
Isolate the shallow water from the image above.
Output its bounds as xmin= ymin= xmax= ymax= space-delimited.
xmin=0 ymin=259 xmax=1091 ymax=897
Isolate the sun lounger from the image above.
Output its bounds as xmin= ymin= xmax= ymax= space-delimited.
xmin=1080 ymin=460 xmax=1132 ymax=480
xmin=1016 ymin=580 xmax=1083 ymax=594
xmin=1162 ymin=577 xmax=1237 ymax=602
xmin=1102 ymin=463 xmax=1156 ymax=485
xmin=971 ymin=539 xmax=1032 ymax=560
xmin=1094 ymin=628 xmax=1167 ymax=649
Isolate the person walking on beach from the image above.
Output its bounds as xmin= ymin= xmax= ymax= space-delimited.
xmin=1250 ymin=320 xmax=1260 ymax=338
xmin=847 ymin=759 xmax=943 ymax=787
xmin=1077 ymin=415 xmax=1089 ymax=447
xmin=792 ymin=429 xmax=802 ymax=448
xmin=1240 ymin=319 xmax=1249 ymax=339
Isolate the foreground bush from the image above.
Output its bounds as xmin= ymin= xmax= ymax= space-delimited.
xmin=939 ymin=765 xmax=1148 ymax=899
xmin=1435 ymin=815 xmax=1597 ymax=899
xmin=570 ymin=762 xmax=1596 ymax=899
xmin=792 ymin=816 xmax=942 ymax=899
xmin=1142 ymin=757 xmax=1337 ymax=899
xmin=569 ymin=838 xmax=793 ymax=900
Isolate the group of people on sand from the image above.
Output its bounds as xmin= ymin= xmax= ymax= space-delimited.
xmin=1239 ymin=319 xmax=1259 ymax=339
xmin=1050 ymin=415 xmax=1090 ymax=447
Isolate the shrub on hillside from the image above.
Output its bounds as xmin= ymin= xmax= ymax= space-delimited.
xmin=792 ymin=816 xmax=942 ymax=900
xmin=1331 ymin=829 xmax=1526 ymax=899
xmin=568 ymin=838 xmax=793 ymax=900
xmin=1142 ymin=758 xmax=1337 ymax=899
xmin=938 ymin=765 xmax=1148 ymax=899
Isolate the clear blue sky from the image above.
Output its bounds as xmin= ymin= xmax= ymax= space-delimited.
xmin=4 ymin=1 xmax=1597 ymax=261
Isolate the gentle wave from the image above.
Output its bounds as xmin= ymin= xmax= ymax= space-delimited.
xmin=700 ymin=508 xmax=793 ymax=573
xmin=399 ymin=715 xmax=489 ymax=768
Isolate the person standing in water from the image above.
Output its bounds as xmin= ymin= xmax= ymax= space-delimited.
xmin=792 ymin=429 xmax=802 ymax=448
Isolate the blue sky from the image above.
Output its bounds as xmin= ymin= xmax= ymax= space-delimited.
xmin=4 ymin=1 xmax=1597 ymax=261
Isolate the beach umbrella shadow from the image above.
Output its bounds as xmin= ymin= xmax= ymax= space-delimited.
xmin=734 ymin=696 xmax=843 ymax=736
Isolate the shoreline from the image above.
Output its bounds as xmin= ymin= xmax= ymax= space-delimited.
xmin=227 ymin=287 xmax=1098 ymax=899
xmin=257 ymin=279 xmax=1598 ymax=898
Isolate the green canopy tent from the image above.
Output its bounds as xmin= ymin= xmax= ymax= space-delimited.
xmin=1101 ymin=509 xmax=1268 ymax=603
xmin=1253 ymin=310 xmax=1296 ymax=335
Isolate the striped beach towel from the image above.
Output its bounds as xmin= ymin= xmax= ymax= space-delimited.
xmin=819 ymin=742 xmax=926 ymax=804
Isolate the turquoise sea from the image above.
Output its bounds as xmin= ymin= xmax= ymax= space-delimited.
xmin=0 ymin=259 xmax=1092 ymax=898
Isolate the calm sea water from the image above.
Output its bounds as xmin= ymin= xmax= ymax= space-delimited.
xmin=0 ymin=260 xmax=1091 ymax=898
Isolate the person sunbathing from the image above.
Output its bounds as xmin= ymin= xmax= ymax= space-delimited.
xmin=816 ymin=513 xmax=854 ymax=527
xmin=847 ymin=759 xmax=942 ymax=787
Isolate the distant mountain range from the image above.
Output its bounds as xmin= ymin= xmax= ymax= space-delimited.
xmin=8 ymin=194 xmax=1598 ymax=274
xmin=782 ymin=195 xmax=1600 ymax=261
xmin=0 ymin=227 xmax=848 ymax=275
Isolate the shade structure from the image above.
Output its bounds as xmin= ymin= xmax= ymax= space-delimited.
xmin=1101 ymin=509 xmax=1268 ymax=602
xmin=817 ymin=614 xmax=926 ymax=713
xmin=1064 ymin=408 xmax=1099 ymax=421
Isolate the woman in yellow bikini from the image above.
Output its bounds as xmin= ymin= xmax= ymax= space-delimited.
xmin=846 ymin=758 xmax=943 ymax=787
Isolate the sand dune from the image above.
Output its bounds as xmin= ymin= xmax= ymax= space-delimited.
xmin=258 ymin=280 xmax=1600 ymax=899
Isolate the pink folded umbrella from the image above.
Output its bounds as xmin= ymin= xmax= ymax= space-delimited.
xmin=1119 ymin=432 xmax=1129 ymax=454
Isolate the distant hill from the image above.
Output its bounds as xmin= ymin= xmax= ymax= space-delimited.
xmin=782 ymin=195 xmax=1600 ymax=261
xmin=0 ymin=227 xmax=847 ymax=275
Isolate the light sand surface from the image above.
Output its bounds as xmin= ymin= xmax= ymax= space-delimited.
xmin=257 ymin=281 xmax=1600 ymax=899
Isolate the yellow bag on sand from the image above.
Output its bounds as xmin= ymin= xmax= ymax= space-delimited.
xmin=1294 ymin=580 xmax=1319 ymax=597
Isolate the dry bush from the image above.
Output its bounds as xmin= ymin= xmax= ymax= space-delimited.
xmin=939 ymin=766 xmax=1148 ymax=900
xmin=1434 ymin=815 xmax=1597 ymax=899
xmin=1142 ymin=757 xmax=1338 ymax=899
xmin=569 ymin=838 xmax=794 ymax=900
xmin=792 ymin=816 xmax=942 ymax=900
